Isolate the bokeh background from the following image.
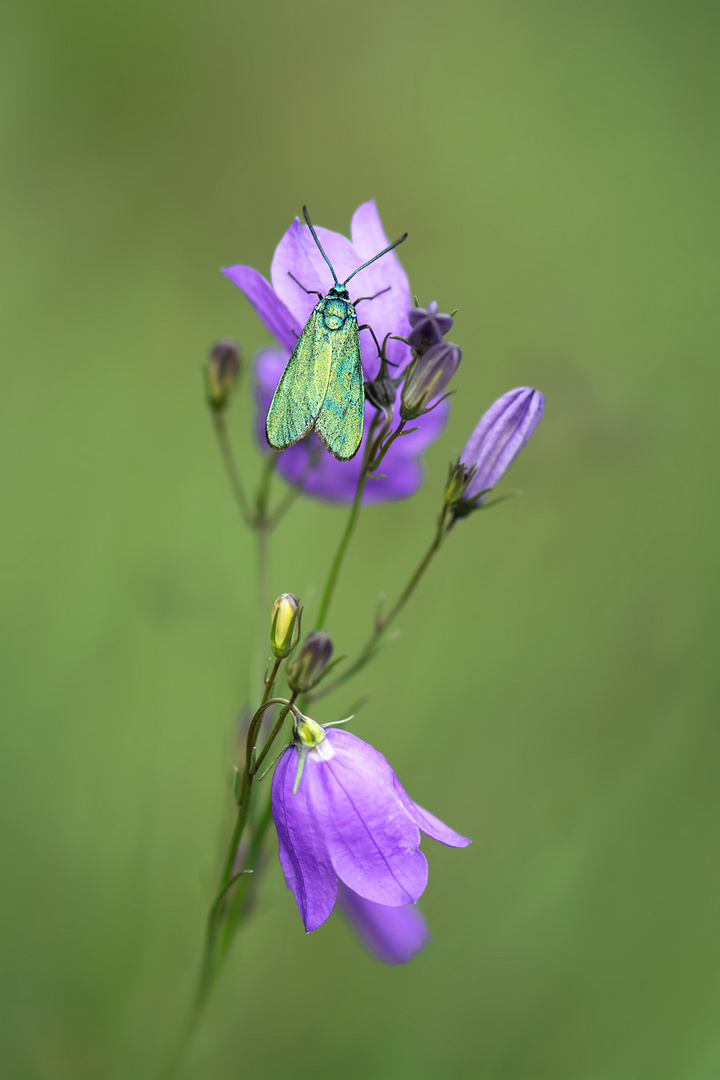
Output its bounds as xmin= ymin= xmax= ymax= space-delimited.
xmin=2 ymin=1 xmax=718 ymax=1077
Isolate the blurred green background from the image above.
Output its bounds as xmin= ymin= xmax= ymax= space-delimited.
xmin=2 ymin=0 xmax=718 ymax=1077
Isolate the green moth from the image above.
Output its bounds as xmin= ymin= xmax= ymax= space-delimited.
xmin=266 ymin=206 xmax=407 ymax=462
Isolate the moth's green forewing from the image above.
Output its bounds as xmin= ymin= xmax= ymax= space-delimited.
xmin=266 ymin=288 xmax=364 ymax=461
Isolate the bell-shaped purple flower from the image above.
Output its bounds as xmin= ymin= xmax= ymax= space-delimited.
xmin=337 ymin=882 xmax=430 ymax=965
xmin=224 ymin=201 xmax=450 ymax=504
xmin=459 ymin=387 xmax=544 ymax=503
xmin=271 ymin=727 xmax=469 ymax=933
xmin=407 ymin=300 xmax=454 ymax=353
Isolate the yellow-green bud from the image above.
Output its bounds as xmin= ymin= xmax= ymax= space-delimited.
xmin=205 ymin=339 xmax=241 ymax=411
xmin=285 ymin=631 xmax=333 ymax=693
xmin=296 ymin=715 xmax=326 ymax=748
xmin=270 ymin=593 xmax=301 ymax=659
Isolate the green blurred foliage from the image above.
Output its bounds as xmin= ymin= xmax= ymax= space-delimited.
xmin=1 ymin=0 xmax=718 ymax=1077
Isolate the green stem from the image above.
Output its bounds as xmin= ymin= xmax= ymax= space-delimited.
xmin=313 ymin=502 xmax=451 ymax=700
xmin=193 ymin=687 xmax=289 ymax=1020
xmin=211 ymin=411 xmax=253 ymax=526
xmin=214 ymin=791 xmax=275 ymax=964
xmin=314 ymin=411 xmax=384 ymax=632
xmin=368 ymin=419 xmax=407 ymax=474
xmin=251 ymin=454 xmax=275 ymax=701
xmin=269 ymin=445 xmax=321 ymax=528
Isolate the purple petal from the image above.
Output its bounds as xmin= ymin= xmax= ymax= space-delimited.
xmin=461 ymin=387 xmax=545 ymax=499
xmin=337 ymin=881 xmax=430 ymax=965
xmin=270 ymin=218 xmax=358 ymax=325
xmin=350 ymin=200 xmax=413 ymax=373
xmin=271 ymin=746 xmax=338 ymax=932
xmin=393 ymin=781 xmax=471 ymax=848
xmin=254 ymin=349 xmax=448 ymax=504
xmin=319 ymin=729 xmax=428 ymax=906
xmin=222 ymin=265 xmax=298 ymax=352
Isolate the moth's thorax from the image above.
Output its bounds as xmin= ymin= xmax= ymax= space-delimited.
xmin=320 ymin=288 xmax=352 ymax=332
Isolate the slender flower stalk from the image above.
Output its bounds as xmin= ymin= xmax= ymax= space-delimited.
xmin=312 ymin=500 xmax=451 ymax=700
xmin=313 ymin=410 xmax=384 ymax=631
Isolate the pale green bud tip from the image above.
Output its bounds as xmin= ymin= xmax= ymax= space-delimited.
xmin=206 ymin=339 xmax=241 ymax=410
xmin=285 ymin=631 xmax=333 ymax=692
xmin=270 ymin=593 xmax=301 ymax=658
xmin=296 ymin=715 xmax=326 ymax=748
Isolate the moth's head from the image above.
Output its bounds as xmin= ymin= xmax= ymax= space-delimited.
xmin=327 ymin=284 xmax=350 ymax=301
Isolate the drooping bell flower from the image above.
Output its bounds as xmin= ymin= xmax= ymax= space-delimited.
xmin=270 ymin=718 xmax=469 ymax=937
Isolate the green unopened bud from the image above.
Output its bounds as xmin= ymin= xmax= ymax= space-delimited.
xmin=285 ymin=631 xmax=333 ymax=692
xmin=205 ymin=339 xmax=241 ymax=411
xmin=270 ymin=593 xmax=301 ymax=659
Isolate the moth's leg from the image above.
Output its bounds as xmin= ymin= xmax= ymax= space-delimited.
xmin=357 ymin=323 xmax=384 ymax=359
xmin=353 ymin=285 xmax=391 ymax=307
xmin=358 ymin=325 xmax=399 ymax=368
xmin=287 ymin=271 xmax=323 ymax=300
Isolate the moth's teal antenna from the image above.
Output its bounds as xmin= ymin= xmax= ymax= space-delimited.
xmin=342 ymin=231 xmax=408 ymax=287
xmin=302 ymin=206 xmax=339 ymax=285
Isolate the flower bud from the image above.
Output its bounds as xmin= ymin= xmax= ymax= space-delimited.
xmin=450 ymin=388 xmax=544 ymax=516
xmin=270 ymin=593 xmax=301 ymax=659
xmin=407 ymin=301 xmax=454 ymax=354
xmin=205 ymin=339 xmax=241 ymax=410
xmin=364 ymin=370 xmax=397 ymax=411
xmin=285 ymin=631 xmax=333 ymax=692
xmin=400 ymin=342 xmax=461 ymax=420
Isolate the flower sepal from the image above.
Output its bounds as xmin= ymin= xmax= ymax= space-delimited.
xmin=289 ymin=709 xmax=354 ymax=795
xmin=444 ymin=460 xmax=477 ymax=505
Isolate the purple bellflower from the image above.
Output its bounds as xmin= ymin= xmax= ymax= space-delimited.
xmin=337 ymin=882 xmax=430 ymax=965
xmin=407 ymin=300 xmax=455 ymax=353
xmin=271 ymin=720 xmax=469 ymax=937
xmin=223 ymin=203 xmax=450 ymax=504
xmin=450 ymin=387 xmax=544 ymax=510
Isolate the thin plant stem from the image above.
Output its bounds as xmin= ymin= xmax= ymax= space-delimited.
xmin=251 ymin=455 xmax=276 ymax=697
xmin=253 ymin=525 xmax=270 ymax=698
xmin=211 ymin=411 xmax=253 ymax=526
xmin=269 ymin=445 xmax=322 ymax=528
xmin=219 ymin=691 xmax=297 ymax=937
xmin=194 ymin=688 xmax=292 ymax=1019
xmin=368 ymin=419 xmax=408 ymax=474
xmin=213 ymin=790 xmax=275 ymax=971
xmin=314 ymin=411 xmax=385 ymax=632
xmin=312 ymin=502 xmax=451 ymax=700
